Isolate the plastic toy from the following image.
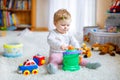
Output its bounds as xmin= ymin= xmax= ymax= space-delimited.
xmin=17 ymin=54 xmax=45 ymax=76
xmin=84 ymin=35 xmax=90 ymax=42
xmin=3 ymin=43 xmax=23 ymax=58
xmin=62 ymin=45 xmax=82 ymax=71
xmin=116 ymin=46 xmax=120 ymax=54
xmin=33 ymin=54 xmax=45 ymax=66
xmin=109 ymin=0 xmax=120 ymax=13
xmin=91 ymin=42 xmax=119 ymax=56
xmin=18 ymin=59 xmax=39 ymax=76
xmin=81 ymin=43 xmax=92 ymax=58
xmin=91 ymin=42 xmax=101 ymax=51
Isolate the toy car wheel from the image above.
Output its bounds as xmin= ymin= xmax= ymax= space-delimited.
xmin=23 ymin=70 xmax=30 ymax=76
xmin=32 ymin=69 xmax=38 ymax=74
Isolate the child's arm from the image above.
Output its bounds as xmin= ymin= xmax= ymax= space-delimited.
xmin=47 ymin=31 xmax=65 ymax=50
xmin=69 ymin=35 xmax=80 ymax=48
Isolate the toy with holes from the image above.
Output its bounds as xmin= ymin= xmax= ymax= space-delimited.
xmin=17 ymin=54 xmax=45 ymax=76
xmin=62 ymin=45 xmax=82 ymax=71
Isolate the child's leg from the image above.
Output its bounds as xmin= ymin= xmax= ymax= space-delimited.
xmin=47 ymin=53 xmax=63 ymax=74
xmin=85 ymin=62 xmax=101 ymax=69
xmin=80 ymin=57 xmax=101 ymax=69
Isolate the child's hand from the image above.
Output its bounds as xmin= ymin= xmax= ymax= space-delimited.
xmin=61 ymin=44 xmax=68 ymax=50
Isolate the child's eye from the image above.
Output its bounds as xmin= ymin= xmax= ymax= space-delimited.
xmin=67 ymin=24 xmax=70 ymax=26
xmin=61 ymin=24 xmax=65 ymax=26
xmin=61 ymin=24 xmax=69 ymax=26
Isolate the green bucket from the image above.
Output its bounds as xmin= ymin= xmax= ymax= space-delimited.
xmin=62 ymin=54 xmax=80 ymax=71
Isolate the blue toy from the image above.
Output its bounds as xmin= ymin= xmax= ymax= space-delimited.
xmin=18 ymin=59 xmax=39 ymax=76
xmin=17 ymin=54 xmax=45 ymax=76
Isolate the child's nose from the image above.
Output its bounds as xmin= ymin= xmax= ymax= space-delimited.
xmin=65 ymin=25 xmax=68 ymax=28
xmin=64 ymin=26 xmax=67 ymax=29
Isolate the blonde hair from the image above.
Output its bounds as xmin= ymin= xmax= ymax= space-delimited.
xmin=54 ymin=9 xmax=71 ymax=24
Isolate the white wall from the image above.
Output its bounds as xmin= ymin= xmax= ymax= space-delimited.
xmin=36 ymin=0 xmax=108 ymax=29
xmin=96 ymin=0 xmax=111 ymax=28
xmin=36 ymin=0 xmax=48 ymax=28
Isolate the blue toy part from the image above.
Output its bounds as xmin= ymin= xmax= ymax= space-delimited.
xmin=63 ymin=49 xmax=82 ymax=55
xmin=91 ymin=28 xmax=98 ymax=32
xmin=18 ymin=60 xmax=39 ymax=76
xmin=18 ymin=65 xmax=38 ymax=73
xmin=33 ymin=58 xmax=39 ymax=65
xmin=3 ymin=53 xmax=22 ymax=58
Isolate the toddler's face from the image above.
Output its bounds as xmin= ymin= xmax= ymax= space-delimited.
xmin=55 ymin=19 xmax=71 ymax=34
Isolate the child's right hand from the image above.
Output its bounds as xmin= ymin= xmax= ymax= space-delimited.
xmin=61 ymin=44 xmax=68 ymax=50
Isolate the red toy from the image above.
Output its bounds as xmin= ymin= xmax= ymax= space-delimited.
xmin=110 ymin=0 xmax=120 ymax=13
xmin=33 ymin=54 xmax=45 ymax=66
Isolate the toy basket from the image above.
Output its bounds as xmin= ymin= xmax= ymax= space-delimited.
xmin=90 ymin=31 xmax=120 ymax=46
xmin=83 ymin=26 xmax=98 ymax=42
xmin=3 ymin=43 xmax=23 ymax=58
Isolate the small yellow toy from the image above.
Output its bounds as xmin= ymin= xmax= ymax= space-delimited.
xmin=80 ymin=43 xmax=92 ymax=58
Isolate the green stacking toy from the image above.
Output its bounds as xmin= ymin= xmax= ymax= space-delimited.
xmin=62 ymin=46 xmax=82 ymax=71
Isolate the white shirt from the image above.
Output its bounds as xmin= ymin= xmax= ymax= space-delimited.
xmin=47 ymin=29 xmax=80 ymax=54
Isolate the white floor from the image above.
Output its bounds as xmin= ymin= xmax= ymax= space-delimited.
xmin=0 ymin=31 xmax=120 ymax=80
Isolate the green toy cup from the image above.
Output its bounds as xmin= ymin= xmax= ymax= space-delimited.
xmin=62 ymin=54 xmax=80 ymax=71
